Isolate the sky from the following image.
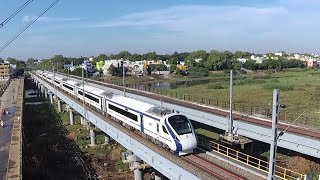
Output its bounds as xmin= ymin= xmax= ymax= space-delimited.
xmin=0 ymin=0 xmax=319 ymax=60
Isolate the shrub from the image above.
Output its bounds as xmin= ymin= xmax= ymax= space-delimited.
xmin=269 ymin=78 xmax=280 ymax=83
xmin=235 ymin=78 xmax=266 ymax=86
xmin=188 ymin=67 xmax=209 ymax=78
xmin=208 ymin=83 xmax=225 ymax=89
xmin=263 ymin=83 xmax=294 ymax=91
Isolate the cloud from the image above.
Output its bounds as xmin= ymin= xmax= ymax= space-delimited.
xmin=22 ymin=15 xmax=83 ymax=23
xmin=91 ymin=5 xmax=288 ymax=33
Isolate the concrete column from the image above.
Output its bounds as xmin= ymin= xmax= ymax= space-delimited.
xmin=80 ymin=116 xmax=84 ymax=125
xmin=49 ymin=93 xmax=53 ymax=104
xmin=134 ymin=169 xmax=142 ymax=180
xmin=57 ymin=100 xmax=62 ymax=112
xmin=86 ymin=120 xmax=90 ymax=131
xmin=90 ymin=129 xmax=96 ymax=146
xmin=45 ymin=88 xmax=48 ymax=98
xmin=69 ymin=110 xmax=74 ymax=125
xmin=155 ymin=171 xmax=163 ymax=180
xmin=104 ymin=134 xmax=110 ymax=144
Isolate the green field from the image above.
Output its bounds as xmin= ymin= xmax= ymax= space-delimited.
xmin=165 ymin=70 xmax=320 ymax=128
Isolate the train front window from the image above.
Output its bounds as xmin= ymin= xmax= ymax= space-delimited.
xmin=168 ymin=115 xmax=192 ymax=135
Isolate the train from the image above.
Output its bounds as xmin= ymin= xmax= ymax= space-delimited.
xmin=36 ymin=70 xmax=197 ymax=155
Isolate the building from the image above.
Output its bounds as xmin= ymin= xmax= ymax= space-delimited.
xmin=0 ymin=63 xmax=11 ymax=79
xmin=250 ymin=55 xmax=265 ymax=64
xmin=237 ymin=58 xmax=248 ymax=63
xmin=274 ymin=52 xmax=283 ymax=56
xmin=306 ymin=59 xmax=317 ymax=68
xmin=81 ymin=60 xmax=94 ymax=73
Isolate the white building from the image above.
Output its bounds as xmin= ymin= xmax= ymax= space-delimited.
xmin=237 ymin=58 xmax=248 ymax=63
xmin=250 ymin=55 xmax=265 ymax=64
xmin=274 ymin=52 xmax=283 ymax=56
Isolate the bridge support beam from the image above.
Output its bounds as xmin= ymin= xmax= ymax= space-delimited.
xmin=134 ymin=169 xmax=142 ymax=180
xmin=86 ymin=120 xmax=90 ymax=131
xmin=45 ymin=88 xmax=48 ymax=98
xmin=57 ymin=100 xmax=62 ymax=113
xmin=69 ymin=110 xmax=74 ymax=125
xmin=49 ymin=93 xmax=53 ymax=104
xmin=155 ymin=171 xmax=163 ymax=180
xmin=80 ymin=116 xmax=84 ymax=125
xmin=90 ymin=129 xmax=96 ymax=146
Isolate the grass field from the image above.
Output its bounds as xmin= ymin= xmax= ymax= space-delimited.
xmin=164 ymin=69 xmax=320 ymax=127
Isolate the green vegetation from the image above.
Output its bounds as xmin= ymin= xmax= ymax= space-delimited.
xmin=165 ymin=70 xmax=320 ymax=127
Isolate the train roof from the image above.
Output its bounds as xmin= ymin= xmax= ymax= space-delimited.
xmin=64 ymin=79 xmax=80 ymax=86
xmin=54 ymin=75 xmax=66 ymax=81
xmin=110 ymin=96 xmax=155 ymax=113
xmin=78 ymin=84 xmax=108 ymax=96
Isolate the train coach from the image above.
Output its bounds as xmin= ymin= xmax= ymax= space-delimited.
xmin=38 ymin=71 xmax=197 ymax=155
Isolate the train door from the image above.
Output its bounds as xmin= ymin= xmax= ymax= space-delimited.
xmin=156 ymin=123 xmax=160 ymax=139
xmin=140 ymin=115 xmax=144 ymax=132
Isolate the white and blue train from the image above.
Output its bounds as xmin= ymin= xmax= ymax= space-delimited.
xmin=37 ymin=70 xmax=197 ymax=155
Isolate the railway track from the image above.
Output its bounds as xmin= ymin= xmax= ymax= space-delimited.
xmin=61 ymin=73 xmax=320 ymax=139
xmin=183 ymin=154 xmax=246 ymax=180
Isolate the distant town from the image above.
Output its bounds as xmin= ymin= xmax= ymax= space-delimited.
xmin=1 ymin=50 xmax=320 ymax=79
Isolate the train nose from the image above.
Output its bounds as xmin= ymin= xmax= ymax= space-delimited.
xmin=179 ymin=134 xmax=197 ymax=155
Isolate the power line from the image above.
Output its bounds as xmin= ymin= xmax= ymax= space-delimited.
xmin=0 ymin=0 xmax=60 ymax=53
xmin=0 ymin=0 xmax=34 ymax=28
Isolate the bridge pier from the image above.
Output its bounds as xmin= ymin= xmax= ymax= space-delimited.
xmin=66 ymin=105 xmax=74 ymax=125
xmin=44 ymin=88 xmax=48 ymax=98
xmin=49 ymin=92 xmax=53 ymax=104
xmin=134 ymin=169 xmax=142 ymax=180
xmin=90 ymin=129 xmax=96 ymax=146
xmin=40 ymin=85 xmax=44 ymax=96
xmin=57 ymin=100 xmax=62 ymax=113
xmin=80 ymin=116 xmax=84 ymax=125
xmin=85 ymin=120 xmax=90 ymax=131
xmin=155 ymin=171 xmax=163 ymax=180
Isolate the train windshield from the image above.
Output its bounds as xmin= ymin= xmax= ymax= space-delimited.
xmin=168 ymin=115 xmax=192 ymax=135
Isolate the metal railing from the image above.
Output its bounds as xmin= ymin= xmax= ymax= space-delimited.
xmin=197 ymin=136 xmax=304 ymax=180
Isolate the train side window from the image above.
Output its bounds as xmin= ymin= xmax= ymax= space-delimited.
xmin=157 ymin=124 xmax=159 ymax=132
xmin=162 ymin=126 xmax=168 ymax=134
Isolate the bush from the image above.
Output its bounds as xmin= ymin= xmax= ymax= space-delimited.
xmin=269 ymin=78 xmax=280 ymax=83
xmin=235 ymin=78 xmax=266 ymax=86
xmin=188 ymin=67 xmax=209 ymax=78
xmin=263 ymin=83 xmax=294 ymax=91
xmin=208 ymin=83 xmax=225 ymax=89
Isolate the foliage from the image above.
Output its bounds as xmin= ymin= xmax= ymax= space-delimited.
xmin=188 ymin=66 xmax=209 ymax=78
xmin=71 ymin=67 xmax=83 ymax=76
xmin=207 ymin=83 xmax=225 ymax=89
xmin=150 ymin=64 xmax=168 ymax=71
xmin=263 ymin=83 xmax=294 ymax=91
xmin=235 ymin=78 xmax=266 ymax=86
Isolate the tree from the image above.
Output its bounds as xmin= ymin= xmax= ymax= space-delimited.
xmin=92 ymin=54 xmax=107 ymax=65
xmin=188 ymin=66 xmax=209 ymax=77
xmin=108 ymin=64 xmax=116 ymax=75
xmin=117 ymin=51 xmax=131 ymax=59
xmin=129 ymin=53 xmax=142 ymax=61
xmin=167 ymin=51 xmax=180 ymax=65
xmin=185 ymin=50 xmax=208 ymax=66
xmin=142 ymin=52 xmax=157 ymax=60
xmin=243 ymin=60 xmax=258 ymax=70
xmin=71 ymin=67 xmax=83 ymax=77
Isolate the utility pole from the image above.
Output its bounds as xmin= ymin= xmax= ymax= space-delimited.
xmin=228 ymin=70 xmax=234 ymax=134
xmin=121 ymin=58 xmax=126 ymax=97
xmin=82 ymin=67 xmax=86 ymax=119
xmin=268 ymin=89 xmax=280 ymax=180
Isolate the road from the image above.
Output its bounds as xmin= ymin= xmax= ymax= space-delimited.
xmin=0 ymin=79 xmax=21 ymax=179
